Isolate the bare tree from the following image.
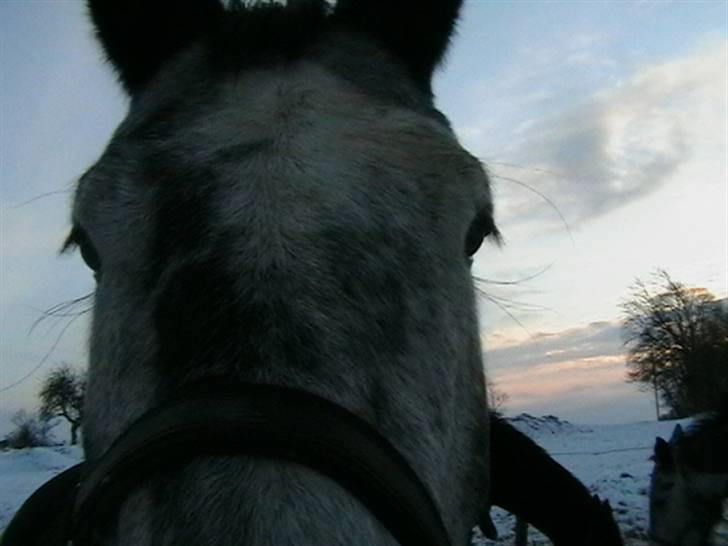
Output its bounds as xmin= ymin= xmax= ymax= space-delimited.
xmin=4 ymin=410 xmax=54 ymax=449
xmin=39 ymin=363 xmax=85 ymax=445
xmin=621 ymin=270 xmax=728 ymax=418
xmin=487 ymin=379 xmax=510 ymax=416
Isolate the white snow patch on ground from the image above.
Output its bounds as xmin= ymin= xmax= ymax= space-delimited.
xmin=1 ymin=419 xmax=725 ymax=544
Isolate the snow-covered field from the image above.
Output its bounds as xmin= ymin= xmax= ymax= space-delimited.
xmin=1 ymin=416 xmax=726 ymax=544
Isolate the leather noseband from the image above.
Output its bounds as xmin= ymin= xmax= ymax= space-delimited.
xmin=2 ymin=383 xmax=451 ymax=546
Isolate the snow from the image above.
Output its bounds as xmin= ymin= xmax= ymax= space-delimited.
xmin=1 ymin=419 xmax=725 ymax=544
xmin=0 ymin=445 xmax=82 ymax=533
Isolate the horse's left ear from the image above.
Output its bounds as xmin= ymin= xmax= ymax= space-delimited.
xmin=87 ymin=0 xmax=224 ymax=95
xmin=652 ymin=437 xmax=674 ymax=468
xmin=332 ymin=0 xmax=463 ymax=92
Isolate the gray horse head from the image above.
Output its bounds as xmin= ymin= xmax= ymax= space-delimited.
xmin=649 ymin=422 xmax=728 ymax=546
xmin=66 ymin=1 xmax=497 ymax=544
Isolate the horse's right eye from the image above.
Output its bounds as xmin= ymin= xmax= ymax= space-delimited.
xmin=465 ymin=212 xmax=499 ymax=258
xmin=79 ymin=238 xmax=102 ymax=275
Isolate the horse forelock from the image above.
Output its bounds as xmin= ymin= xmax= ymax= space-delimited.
xmin=206 ymin=1 xmax=330 ymax=68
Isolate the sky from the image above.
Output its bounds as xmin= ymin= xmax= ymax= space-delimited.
xmin=0 ymin=1 xmax=726 ymax=434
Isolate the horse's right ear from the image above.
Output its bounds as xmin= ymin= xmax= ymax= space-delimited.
xmin=87 ymin=0 xmax=224 ymax=95
xmin=652 ymin=437 xmax=674 ymax=468
xmin=669 ymin=424 xmax=683 ymax=444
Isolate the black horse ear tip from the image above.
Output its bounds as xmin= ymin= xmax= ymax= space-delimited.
xmin=669 ymin=424 xmax=683 ymax=444
xmin=86 ymin=0 xmax=225 ymax=94
xmin=652 ymin=436 xmax=675 ymax=468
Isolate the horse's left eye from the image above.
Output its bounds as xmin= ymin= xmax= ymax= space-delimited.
xmin=64 ymin=226 xmax=102 ymax=277
xmin=465 ymin=213 xmax=497 ymax=258
xmin=79 ymin=238 xmax=102 ymax=275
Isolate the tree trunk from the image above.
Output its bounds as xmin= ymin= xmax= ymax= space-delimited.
xmin=653 ymin=363 xmax=660 ymax=420
xmin=70 ymin=422 xmax=79 ymax=445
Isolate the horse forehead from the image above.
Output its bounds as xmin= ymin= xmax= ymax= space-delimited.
xmin=106 ymin=62 xmax=488 ymax=218
xmin=173 ymin=63 xmax=464 ymax=166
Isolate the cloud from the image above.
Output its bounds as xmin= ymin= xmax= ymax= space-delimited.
xmin=481 ymin=320 xmax=651 ymax=422
xmin=498 ymin=354 xmax=625 ymax=402
xmin=485 ymin=320 xmax=624 ymax=369
xmin=484 ymin=40 xmax=726 ymax=235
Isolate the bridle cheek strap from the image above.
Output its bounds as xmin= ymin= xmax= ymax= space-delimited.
xmin=4 ymin=384 xmax=452 ymax=546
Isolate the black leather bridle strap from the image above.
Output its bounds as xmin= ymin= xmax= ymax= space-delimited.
xmin=73 ymin=383 xmax=452 ymax=546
